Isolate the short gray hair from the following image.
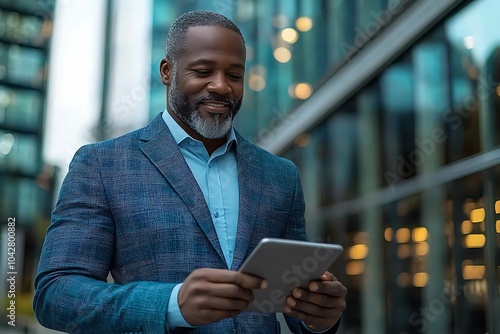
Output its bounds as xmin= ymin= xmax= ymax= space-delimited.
xmin=165 ymin=10 xmax=246 ymax=63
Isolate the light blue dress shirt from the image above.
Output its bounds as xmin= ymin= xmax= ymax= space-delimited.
xmin=162 ymin=111 xmax=239 ymax=328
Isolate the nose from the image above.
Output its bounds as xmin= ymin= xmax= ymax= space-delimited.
xmin=207 ymin=72 xmax=231 ymax=95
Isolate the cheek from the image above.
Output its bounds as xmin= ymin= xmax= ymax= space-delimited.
xmin=181 ymin=78 xmax=208 ymax=94
xmin=230 ymin=82 xmax=244 ymax=98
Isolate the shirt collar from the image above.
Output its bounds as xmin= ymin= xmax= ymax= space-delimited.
xmin=162 ymin=110 xmax=238 ymax=148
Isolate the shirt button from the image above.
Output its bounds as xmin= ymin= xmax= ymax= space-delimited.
xmin=214 ymin=211 xmax=220 ymax=218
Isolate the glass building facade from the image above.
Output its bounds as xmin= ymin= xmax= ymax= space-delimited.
xmin=259 ymin=0 xmax=500 ymax=333
xmin=150 ymin=0 xmax=500 ymax=333
xmin=0 ymin=0 xmax=57 ymax=328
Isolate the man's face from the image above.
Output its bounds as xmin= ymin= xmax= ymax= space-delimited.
xmin=164 ymin=26 xmax=245 ymax=139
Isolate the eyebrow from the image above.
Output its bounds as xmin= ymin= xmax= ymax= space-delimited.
xmin=187 ymin=58 xmax=245 ymax=70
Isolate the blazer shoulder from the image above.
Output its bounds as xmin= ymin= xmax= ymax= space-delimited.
xmin=96 ymin=127 xmax=146 ymax=149
xmin=76 ymin=118 xmax=159 ymax=155
xmin=237 ymin=134 xmax=300 ymax=177
xmin=89 ymin=113 xmax=167 ymax=151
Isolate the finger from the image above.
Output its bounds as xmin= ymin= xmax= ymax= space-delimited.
xmin=228 ymin=272 xmax=267 ymax=290
xmin=287 ymin=282 xmax=347 ymax=311
xmin=290 ymin=288 xmax=343 ymax=310
xmin=201 ymin=269 xmax=267 ymax=290
xmin=286 ymin=296 xmax=332 ymax=318
xmin=308 ymin=280 xmax=347 ymax=297
xmin=320 ymin=271 xmax=337 ymax=281
xmin=194 ymin=295 xmax=252 ymax=312
xmin=204 ymin=283 xmax=254 ymax=301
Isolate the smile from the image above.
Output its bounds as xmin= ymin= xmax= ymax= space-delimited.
xmin=203 ymin=102 xmax=228 ymax=107
xmin=200 ymin=101 xmax=230 ymax=113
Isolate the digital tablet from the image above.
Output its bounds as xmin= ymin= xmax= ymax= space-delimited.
xmin=238 ymin=238 xmax=343 ymax=313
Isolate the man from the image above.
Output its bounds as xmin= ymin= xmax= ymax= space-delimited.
xmin=34 ymin=10 xmax=347 ymax=333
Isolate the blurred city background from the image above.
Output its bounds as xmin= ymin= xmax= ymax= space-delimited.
xmin=0 ymin=0 xmax=499 ymax=333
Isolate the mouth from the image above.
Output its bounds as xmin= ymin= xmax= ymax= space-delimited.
xmin=199 ymin=101 xmax=231 ymax=114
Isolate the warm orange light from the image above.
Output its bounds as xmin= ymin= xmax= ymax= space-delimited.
xmin=415 ymin=242 xmax=429 ymax=256
xmin=497 ymin=220 xmax=500 ymax=233
xmin=349 ymin=244 xmax=368 ymax=260
xmin=294 ymin=83 xmax=313 ymax=100
xmin=495 ymin=200 xmax=500 ymax=214
xmin=465 ymin=234 xmax=486 ymax=248
xmin=413 ymin=272 xmax=428 ymax=287
xmin=463 ymin=265 xmax=485 ymax=280
xmin=296 ymin=16 xmax=313 ymax=32
xmin=412 ymin=227 xmax=428 ymax=242
xmin=462 ymin=220 xmax=473 ymax=234
xmin=470 ymin=208 xmax=485 ymax=222
xmin=346 ymin=260 xmax=364 ymax=275
xmin=384 ymin=228 xmax=393 ymax=242
xmin=273 ymin=47 xmax=292 ymax=63
xmin=396 ymin=228 xmax=411 ymax=243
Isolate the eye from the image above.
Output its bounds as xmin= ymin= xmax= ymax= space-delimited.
xmin=193 ymin=69 xmax=212 ymax=76
xmin=228 ymin=73 xmax=243 ymax=80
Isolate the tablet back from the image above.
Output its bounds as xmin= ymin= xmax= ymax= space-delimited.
xmin=239 ymin=238 xmax=343 ymax=313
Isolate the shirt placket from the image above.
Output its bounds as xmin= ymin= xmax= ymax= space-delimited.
xmin=207 ymin=159 xmax=230 ymax=267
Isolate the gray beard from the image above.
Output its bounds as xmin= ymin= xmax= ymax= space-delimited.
xmin=168 ymin=70 xmax=233 ymax=139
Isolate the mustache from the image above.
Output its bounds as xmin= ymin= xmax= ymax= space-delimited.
xmin=195 ymin=95 xmax=235 ymax=109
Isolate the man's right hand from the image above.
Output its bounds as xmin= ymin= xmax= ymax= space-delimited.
xmin=178 ymin=268 xmax=267 ymax=325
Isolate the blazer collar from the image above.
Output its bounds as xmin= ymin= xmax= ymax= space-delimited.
xmin=230 ymin=132 xmax=263 ymax=270
xmin=139 ymin=113 xmax=225 ymax=263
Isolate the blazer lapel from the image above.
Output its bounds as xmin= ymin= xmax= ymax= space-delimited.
xmin=139 ymin=113 xmax=225 ymax=263
xmin=231 ymin=134 xmax=263 ymax=270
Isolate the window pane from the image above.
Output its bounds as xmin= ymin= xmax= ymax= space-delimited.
xmin=0 ymin=131 xmax=39 ymax=174
xmin=0 ymin=9 xmax=46 ymax=45
xmin=0 ymin=43 xmax=45 ymax=86
xmin=0 ymin=85 xmax=42 ymax=131
xmin=0 ymin=176 xmax=41 ymax=224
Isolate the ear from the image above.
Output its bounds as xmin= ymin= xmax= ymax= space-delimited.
xmin=160 ymin=58 xmax=173 ymax=85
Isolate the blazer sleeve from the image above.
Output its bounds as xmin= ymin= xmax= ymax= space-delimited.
xmin=33 ymin=144 xmax=175 ymax=334
xmin=280 ymin=161 xmax=342 ymax=334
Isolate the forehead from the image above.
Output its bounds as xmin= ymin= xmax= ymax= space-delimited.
xmin=179 ymin=26 xmax=246 ymax=67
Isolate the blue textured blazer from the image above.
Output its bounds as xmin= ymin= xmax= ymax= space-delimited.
xmin=34 ymin=113 xmax=337 ymax=334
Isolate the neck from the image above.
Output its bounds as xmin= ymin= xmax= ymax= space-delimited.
xmin=203 ymin=138 xmax=227 ymax=155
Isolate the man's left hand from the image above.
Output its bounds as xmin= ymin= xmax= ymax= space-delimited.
xmin=284 ymin=271 xmax=347 ymax=332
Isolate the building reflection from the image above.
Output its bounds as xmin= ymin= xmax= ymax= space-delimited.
xmin=276 ymin=0 xmax=500 ymax=332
